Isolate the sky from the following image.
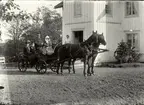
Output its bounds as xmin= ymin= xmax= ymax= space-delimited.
xmin=1 ymin=0 xmax=62 ymax=42
xmin=14 ymin=0 xmax=62 ymax=14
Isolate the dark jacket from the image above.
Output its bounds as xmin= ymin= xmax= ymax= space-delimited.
xmin=23 ymin=46 xmax=32 ymax=55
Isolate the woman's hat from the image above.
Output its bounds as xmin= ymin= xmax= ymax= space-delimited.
xmin=27 ymin=40 xmax=31 ymax=43
xmin=45 ymin=36 xmax=50 ymax=39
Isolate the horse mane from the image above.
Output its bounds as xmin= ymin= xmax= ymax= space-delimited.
xmin=83 ymin=31 xmax=98 ymax=45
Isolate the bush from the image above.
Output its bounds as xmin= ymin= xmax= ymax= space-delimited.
xmin=114 ymin=40 xmax=142 ymax=63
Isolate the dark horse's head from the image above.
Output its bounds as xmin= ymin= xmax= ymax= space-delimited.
xmin=85 ymin=31 xmax=106 ymax=46
xmin=96 ymin=32 xmax=106 ymax=46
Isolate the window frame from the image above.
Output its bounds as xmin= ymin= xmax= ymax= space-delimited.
xmin=105 ymin=2 xmax=113 ymax=17
xmin=125 ymin=32 xmax=140 ymax=51
xmin=74 ymin=1 xmax=82 ymax=18
xmin=125 ymin=1 xmax=139 ymax=18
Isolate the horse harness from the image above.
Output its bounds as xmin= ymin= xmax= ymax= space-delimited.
xmin=69 ymin=43 xmax=91 ymax=59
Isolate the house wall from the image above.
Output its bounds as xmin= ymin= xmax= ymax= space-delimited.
xmin=139 ymin=1 xmax=144 ymax=61
xmin=120 ymin=1 xmax=144 ymax=62
xmin=93 ymin=1 xmax=123 ymax=62
xmin=61 ymin=1 xmax=144 ymax=62
xmin=62 ymin=1 xmax=94 ymax=44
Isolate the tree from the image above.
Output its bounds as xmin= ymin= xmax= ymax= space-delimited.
xmin=25 ymin=6 xmax=62 ymax=45
xmin=4 ymin=10 xmax=31 ymax=58
xmin=3 ymin=39 xmax=25 ymax=62
xmin=40 ymin=6 xmax=62 ymax=43
xmin=7 ymin=10 xmax=31 ymax=40
xmin=0 ymin=0 xmax=24 ymax=59
xmin=114 ymin=40 xmax=142 ymax=63
xmin=1 ymin=1 xmax=31 ymax=58
xmin=3 ymin=5 xmax=62 ymax=61
xmin=0 ymin=0 xmax=20 ymax=22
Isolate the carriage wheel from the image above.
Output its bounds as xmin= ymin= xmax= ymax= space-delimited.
xmin=49 ymin=60 xmax=58 ymax=72
xmin=35 ymin=60 xmax=47 ymax=74
xmin=18 ymin=59 xmax=27 ymax=72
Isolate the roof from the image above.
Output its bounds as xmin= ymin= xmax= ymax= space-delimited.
xmin=54 ymin=0 xmax=140 ymax=9
xmin=54 ymin=1 xmax=63 ymax=9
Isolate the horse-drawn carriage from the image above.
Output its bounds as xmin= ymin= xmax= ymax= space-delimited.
xmin=18 ymin=31 xmax=109 ymax=76
xmin=18 ymin=42 xmax=61 ymax=74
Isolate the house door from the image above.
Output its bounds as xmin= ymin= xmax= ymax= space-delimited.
xmin=73 ymin=31 xmax=83 ymax=44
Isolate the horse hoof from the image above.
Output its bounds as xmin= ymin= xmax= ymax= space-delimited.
xmin=0 ymin=86 xmax=4 ymax=89
xmin=84 ymin=75 xmax=88 ymax=78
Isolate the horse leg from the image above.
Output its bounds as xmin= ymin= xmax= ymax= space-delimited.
xmin=56 ymin=62 xmax=60 ymax=74
xmin=83 ymin=57 xmax=88 ymax=77
xmin=87 ymin=64 xmax=91 ymax=76
xmin=60 ymin=61 xmax=64 ymax=75
xmin=91 ymin=57 xmax=95 ymax=75
xmin=72 ymin=59 xmax=76 ymax=74
xmin=68 ymin=59 xmax=71 ymax=74
xmin=87 ymin=56 xmax=93 ymax=76
xmin=87 ymin=65 xmax=90 ymax=76
xmin=91 ymin=54 xmax=97 ymax=75
xmin=83 ymin=60 xmax=86 ymax=76
xmin=56 ymin=57 xmax=61 ymax=74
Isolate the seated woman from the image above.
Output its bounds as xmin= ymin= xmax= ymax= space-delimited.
xmin=43 ymin=35 xmax=54 ymax=55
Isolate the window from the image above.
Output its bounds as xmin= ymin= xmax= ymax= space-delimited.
xmin=74 ymin=1 xmax=82 ymax=17
xmin=126 ymin=33 xmax=139 ymax=50
xmin=105 ymin=2 xmax=112 ymax=16
xmin=125 ymin=2 xmax=138 ymax=17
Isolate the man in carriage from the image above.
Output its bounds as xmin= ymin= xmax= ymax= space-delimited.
xmin=23 ymin=40 xmax=32 ymax=56
xmin=23 ymin=40 xmax=36 ymax=67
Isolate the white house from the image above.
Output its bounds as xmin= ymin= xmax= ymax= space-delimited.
xmin=55 ymin=1 xmax=144 ymax=63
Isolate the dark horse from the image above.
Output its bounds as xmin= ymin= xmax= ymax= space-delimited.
xmin=56 ymin=31 xmax=106 ymax=76
xmin=87 ymin=32 xmax=107 ymax=75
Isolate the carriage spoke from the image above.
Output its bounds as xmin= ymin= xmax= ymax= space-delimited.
xmin=18 ymin=59 xmax=27 ymax=72
xmin=35 ymin=60 xmax=47 ymax=74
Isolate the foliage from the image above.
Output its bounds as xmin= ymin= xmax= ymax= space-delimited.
xmin=7 ymin=11 xmax=31 ymax=40
xmin=2 ymin=4 xmax=62 ymax=62
xmin=0 ymin=0 xmax=21 ymax=22
xmin=0 ymin=46 xmax=4 ymax=55
xmin=3 ymin=39 xmax=25 ymax=62
xmin=26 ymin=6 xmax=62 ymax=44
xmin=114 ymin=40 xmax=142 ymax=63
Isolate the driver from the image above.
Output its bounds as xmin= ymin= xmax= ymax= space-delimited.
xmin=23 ymin=40 xmax=32 ymax=56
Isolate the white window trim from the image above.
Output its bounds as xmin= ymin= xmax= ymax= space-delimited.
xmin=74 ymin=1 xmax=82 ymax=18
xmin=125 ymin=31 xmax=140 ymax=51
xmin=125 ymin=2 xmax=139 ymax=18
xmin=105 ymin=2 xmax=113 ymax=17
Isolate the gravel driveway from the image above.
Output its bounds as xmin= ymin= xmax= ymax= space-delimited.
xmin=1 ymin=66 xmax=144 ymax=105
